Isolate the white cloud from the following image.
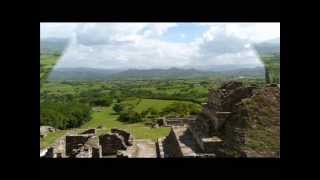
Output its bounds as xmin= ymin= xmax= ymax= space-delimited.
xmin=143 ymin=23 xmax=177 ymax=37
xmin=40 ymin=23 xmax=79 ymax=39
xmin=41 ymin=23 xmax=278 ymax=70
xmin=199 ymin=23 xmax=280 ymax=42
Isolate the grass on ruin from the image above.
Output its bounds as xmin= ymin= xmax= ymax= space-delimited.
xmin=81 ymin=104 xmax=171 ymax=141
xmin=40 ymin=99 xmax=173 ymax=148
xmin=120 ymin=98 xmax=201 ymax=113
xmin=40 ymin=130 xmax=68 ymax=149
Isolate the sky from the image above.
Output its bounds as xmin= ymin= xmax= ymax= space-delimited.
xmin=40 ymin=23 xmax=280 ymax=70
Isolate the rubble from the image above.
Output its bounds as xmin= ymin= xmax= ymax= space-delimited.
xmin=111 ymin=128 xmax=133 ymax=146
xmin=160 ymin=81 xmax=280 ymax=158
xmin=99 ymin=133 xmax=127 ymax=156
xmin=41 ymin=128 xmax=136 ymax=158
xmin=40 ymin=126 xmax=56 ymax=138
xmin=80 ymin=128 xmax=96 ymax=135
xmin=41 ymin=81 xmax=280 ymax=158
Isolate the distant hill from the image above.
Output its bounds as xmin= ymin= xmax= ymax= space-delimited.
xmin=48 ymin=68 xmax=121 ymax=81
xmin=48 ymin=67 xmax=264 ymax=81
xmin=109 ymin=68 xmax=209 ymax=80
xmin=40 ymin=38 xmax=70 ymax=55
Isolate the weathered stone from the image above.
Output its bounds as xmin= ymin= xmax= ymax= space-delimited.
xmin=43 ymin=147 xmax=54 ymax=158
xmin=157 ymin=117 xmax=167 ymax=126
xmin=116 ymin=150 xmax=129 ymax=158
xmin=111 ymin=128 xmax=133 ymax=146
xmin=156 ymin=138 xmax=165 ymax=158
xmin=163 ymin=127 xmax=200 ymax=157
xmin=40 ymin=149 xmax=47 ymax=157
xmin=152 ymin=124 xmax=159 ymax=128
xmin=80 ymin=129 xmax=96 ymax=135
xmin=56 ymin=153 xmax=62 ymax=158
xmin=99 ymin=133 xmax=127 ymax=156
xmin=74 ymin=145 xmax=92 ymax=158
xmin=40 ymin=126 xmax=56 ymax=138
xmin=220 ymin=81 xmax=244 ymax=91
xmin=92 ymin=146 xmax=102 ymax=158
xmin=162 ymin=81 xmax=280 ymax=158
xmin=65 ymin=135 xmax=91 ymax=156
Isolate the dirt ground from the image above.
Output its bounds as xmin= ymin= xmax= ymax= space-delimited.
xmin=127 ymin=139 xmax=157 ymax=158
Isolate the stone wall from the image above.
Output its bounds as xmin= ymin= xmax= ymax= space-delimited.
xmin=156 ymin=138 xmax=165 ymax=158
xmin=111 ymin=128 xmax=133 ymax=146
xmin=80 ymin=129 xmax=96 ymax=135
xmin=99 ymin=133 xmax=127 ymax=156
xmin=65 ymin=135 xmax=91 ymax=156
xmin=162 ymin=128 xmax=183 ymax=157
xmin=179 ymin=81 xmax=280 ymax=158
xmin=188 ymin=125 xmax=223 ymax=153
xmin=165 ymin=117 xmax=196 ymax=126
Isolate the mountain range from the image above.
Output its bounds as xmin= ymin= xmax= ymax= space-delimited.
xmin=48 ymin=66 xmax=265 ymax=81
xmin=41 ymin=37 xmax=278 ymax=81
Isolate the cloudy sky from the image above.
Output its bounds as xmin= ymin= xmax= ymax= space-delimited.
xmin=40 ymin=23 xmax=280 ymax=70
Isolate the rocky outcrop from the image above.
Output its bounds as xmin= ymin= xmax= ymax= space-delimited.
xmin=190 ymin=81 xmax=255 ymax=138
xmin=196 ymin=81 xmax=280 ymax=157
xmin=220 ymin=85 xmax=280 ymax=157
xmin=164 ymin=81 xmax=280 ymax=158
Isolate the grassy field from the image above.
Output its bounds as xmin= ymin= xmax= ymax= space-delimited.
xmin=132 ymin=98 xmax=201 ymax=113
xmin=81 ymin=104 xmax=171 ymax=141
xmin=41 ymin=98 xmax=193 ymax=147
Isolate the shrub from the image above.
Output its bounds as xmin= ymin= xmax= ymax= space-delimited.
xmin=118 ymin=110 xmax=143 ymax=123
xmin=113 ymin=103 xmax=124 ymax=113
xmin=40 ymin=100 xmax=91 ymax=129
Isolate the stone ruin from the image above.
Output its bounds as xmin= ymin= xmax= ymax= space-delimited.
xmin=41 ymin=128 xmax=134 ymax=158
xmin=41 ymin=81 xmax=280 ymax=158
xmin=156 ymin=116 xmax=197 ymax=127
xmin=111 ymin=128 xmax=133 ymax=146
xmin=99 ymin=133 xmax=127 ymax=156
xmin=158 ymin=81 xmax=280 ymax=158
xmin=40 ymin=126 xmax=56 ymax=138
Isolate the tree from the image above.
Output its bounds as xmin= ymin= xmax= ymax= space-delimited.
xmin=147 ymin=107 xmax=159 ymax=116
xmin=118 ymin=110 xmax=142 ymax=123
xmin=113 ymin=103 xmax=124 ymax=113
xmin=161 ymin=102 xmax=201 ymax=117
xmin=91 ymin=96 xmax=112 ymax=106
xmin=40 ymin=100 xmax=91 ymax=129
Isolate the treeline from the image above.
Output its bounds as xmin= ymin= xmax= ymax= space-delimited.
xmin=40 ymin=100 xmax=91 ymax=129
xmin=113 ymin=101 xmax=201 ymax=124
xmin=110 ymin=88 xmax=207 ymax=104
xmin=40 ymin=89 xmax=114 ymax=129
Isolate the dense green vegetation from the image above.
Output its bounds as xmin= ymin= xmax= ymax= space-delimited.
xmin=40 ymin=48 xmax=276 ymax=147
xmin=260 ymin=54 xmax=280 ymax=84
xmin=40 ymin=100 xmax=91 ymax=129
xmin=80 ymin=106 xmax=171 ymax=141
xmin=40 ymin=130 xmax=68 ymax=148
xmin=40 ymin=54 xmax=59 ymax=84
